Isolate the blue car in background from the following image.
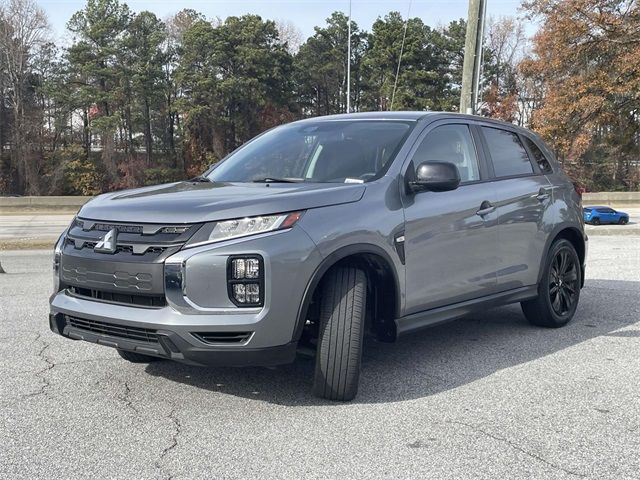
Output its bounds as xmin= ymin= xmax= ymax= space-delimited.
xmin=583 ymin=206 xmax=630 ymax=225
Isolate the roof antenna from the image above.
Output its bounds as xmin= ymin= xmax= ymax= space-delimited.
xmin=390 ymin=0 xmax=412 ymax=111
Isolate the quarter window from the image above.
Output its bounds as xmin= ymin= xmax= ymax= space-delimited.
xmin=411 ymin=124 xmax=480 ymax=183
xmin=482 ymin=127 xmax=534 ymax=177
xmin=523 ymin=136 xmax=553 ymax=173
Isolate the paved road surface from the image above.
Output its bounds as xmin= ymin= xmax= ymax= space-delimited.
xmin=1 ymin=235 xmax=639 ymax=479
xmin=0 ymin=214 xmax=74 ymax=242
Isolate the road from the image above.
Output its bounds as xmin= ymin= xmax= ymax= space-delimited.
xmin=0 ymin=214 xmax=74 ymax=249
xmin=1 ymin=235 xmax=639 ymax=479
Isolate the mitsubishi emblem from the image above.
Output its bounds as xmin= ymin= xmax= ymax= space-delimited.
xmin=94 ymin=228 xmax=118 ymax=254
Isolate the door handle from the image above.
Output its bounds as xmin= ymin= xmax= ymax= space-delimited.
xmin=535 ymin=188 xmax=551 ymax=201
xmin=476 ymin=201 xmax=495 ymax=217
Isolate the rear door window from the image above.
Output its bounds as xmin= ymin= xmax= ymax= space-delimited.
xmin=482 ymin=127 xmax=534 ymax=178
xmin=522 ymin=136 xmax=553 ymax=173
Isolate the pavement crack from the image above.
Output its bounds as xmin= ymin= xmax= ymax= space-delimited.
xmin=155 ymin=406 xmax=182 ymax=480
xmin=449 ymin=420 xmax=587 ymax=478
xmin=22 ymin=333 xmax=56 ymax=399
xmin=117 ymin=380 xmax=139 ymax=414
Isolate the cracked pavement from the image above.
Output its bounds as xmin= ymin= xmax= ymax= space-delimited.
xmin=1 ymin=236 xmax=639 ymax=479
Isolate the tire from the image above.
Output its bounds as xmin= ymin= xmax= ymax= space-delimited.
xmin=522 ymin=239 xmax=582 ymax=328
xmin=619 ymin=217 xmax=628 ymax=225
xmin=591 ymin=217 xmax=600 ymax=225
xmin=313 ymin=267 xmax=367 ymax=401
xmin=117 ymin=349 xmax=161 ymax=363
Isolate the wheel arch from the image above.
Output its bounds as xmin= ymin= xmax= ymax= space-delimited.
xmin=538 ymin=225 xmax=587 ymax=288
xmin=292 ymin=243 xmax=401 ymax=342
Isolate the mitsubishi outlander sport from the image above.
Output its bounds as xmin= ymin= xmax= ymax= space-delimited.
xmin=49 ymin=112 xmax=587 ymax=401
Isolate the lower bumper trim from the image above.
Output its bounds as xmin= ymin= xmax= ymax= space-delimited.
xmin=49 ymin=313 xmax=297 ymax=367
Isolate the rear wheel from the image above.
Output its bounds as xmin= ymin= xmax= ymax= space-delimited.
xmin=522 ymin=239 xmax=581 ymax=328
xmin=117 ymin=349 xmax=161 ymax=363
xmin=591 ymin=217 xmax=600 ymax=225
xmin=313 ymin=267 xmax=367 ymax=401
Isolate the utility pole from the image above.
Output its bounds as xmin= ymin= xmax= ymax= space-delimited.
xmin=346 ymin=0 xmax=352 ymax=113
xmin=460 ymin=0 xmax=487 ymax=115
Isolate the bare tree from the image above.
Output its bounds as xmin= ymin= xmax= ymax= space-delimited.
xmin=482 ymin=16 xmax=531 ymax=124
xmin=0 ymin=0 xmax=49 ymax=194
xmin=275 ymin=19 xmax=304 ymax=54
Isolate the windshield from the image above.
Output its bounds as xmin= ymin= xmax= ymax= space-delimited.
xmin=206 ymin=120 xmax=414 ymax=183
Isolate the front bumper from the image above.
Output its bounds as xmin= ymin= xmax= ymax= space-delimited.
xmin=50 ymin=226 xmax=322 ymax=367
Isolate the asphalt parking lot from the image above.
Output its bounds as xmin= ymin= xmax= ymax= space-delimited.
xmin=1 ymin=235 xmax=639 ymax=479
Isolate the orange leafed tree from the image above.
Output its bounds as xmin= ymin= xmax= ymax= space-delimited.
xmin=521 ymin=0 xmax=640 ymax=190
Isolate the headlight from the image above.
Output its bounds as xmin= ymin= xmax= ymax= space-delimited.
xmin=187 ymin=211 xmax=304 ymax=247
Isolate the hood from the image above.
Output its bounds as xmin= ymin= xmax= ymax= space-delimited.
xmin=78 ymin=181 xmax=366 ymax=224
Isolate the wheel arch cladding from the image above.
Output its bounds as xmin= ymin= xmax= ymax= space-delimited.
xmin=539 ymin=225 xmax=586 ymax=288
xmin=292 ymin=244 xmax=401 ymax=342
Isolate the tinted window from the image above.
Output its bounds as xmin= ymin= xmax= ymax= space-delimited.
xmin=207 ymin=120 xmax=413 ymax=183
xmin=523 ymin=136 xmax=552 ymax=173
xmin=412 ymin=124 xmax=480 ymax=182
xmin=482 ymin=127 xmax=534 ymax=177
xmin=597 ymin=208 xmax=614 ymax=214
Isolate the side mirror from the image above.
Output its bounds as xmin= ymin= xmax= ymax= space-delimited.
xmin=408 ymin=161 xmax=461 ymax=193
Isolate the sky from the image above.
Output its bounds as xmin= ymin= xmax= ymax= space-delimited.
xmin=39 ymin=0 xmax=529 ymax=44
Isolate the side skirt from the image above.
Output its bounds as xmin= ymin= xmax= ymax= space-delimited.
xmin=395 ymin=285 xmax=538 ymax=337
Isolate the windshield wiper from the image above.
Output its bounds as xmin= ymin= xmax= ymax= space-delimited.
xmin=189 ymin=176 xmax=212 ymax=183
xmin=252 ymin=177 xmax=304 ymax=183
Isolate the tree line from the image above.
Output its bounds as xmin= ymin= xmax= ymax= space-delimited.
xmin=0 ymin=0 xmax=638 ymax=195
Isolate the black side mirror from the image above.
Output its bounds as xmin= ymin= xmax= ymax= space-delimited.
xmin=408 ymin=161 xmax=461 ymax=193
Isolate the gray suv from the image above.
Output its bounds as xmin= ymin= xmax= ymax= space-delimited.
xmin=49 ymin=112 xmax=587 ymax=401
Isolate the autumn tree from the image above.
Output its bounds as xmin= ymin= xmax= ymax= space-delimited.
xmin=521 ymin=0 xmax=640 ymax=190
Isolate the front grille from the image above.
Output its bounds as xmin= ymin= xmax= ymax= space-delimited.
xmin=64 ymin=218 xmax=199 ymax=261
xmin=68 ymin=286 xmax=166 ymax=308
xmin=65 ymin=238 xmax=167 ymax=256
xmin=192 ymin=332 xmax=253 ymax=345
xmin=66 ymin=315 xmax=159 ymax=343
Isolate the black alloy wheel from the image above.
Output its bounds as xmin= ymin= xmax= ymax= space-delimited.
xmin=521 ymin=239 xmax=581 ymax=328
xmin=548 ymin=247 xmax=579 ymax=317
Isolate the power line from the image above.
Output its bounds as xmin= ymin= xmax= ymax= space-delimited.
xmin=390 ymin=0 xmax=412 ymax=111
xmin=346 ymin=0 xmax=352 ymax=113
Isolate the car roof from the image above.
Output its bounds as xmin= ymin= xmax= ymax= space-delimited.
xmin=585 ymin=206 xmax=612 ymax=210
xmin=291 ymin=111 xmax=431 ymax=123
xmin=289 ymin=111 xmax=538 ymax=134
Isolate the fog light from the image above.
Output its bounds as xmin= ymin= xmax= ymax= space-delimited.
xmin=233 ymin=284 xmax=247 ymax=303
xmin=228 ymin=256 xmax=264 ymax=307
xmin=231 ymin=258 xmax=260 ymax=279
xmin=246 ymin=283 xmax=260 ymax=303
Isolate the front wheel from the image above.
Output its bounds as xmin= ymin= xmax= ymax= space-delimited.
xmin=619 ymin=217 xmax=628 ymax=225
xmin=313 ymin=267 xmax=367 ymax=401
xmin=521 ymin=239 xmax=581 ymax=328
